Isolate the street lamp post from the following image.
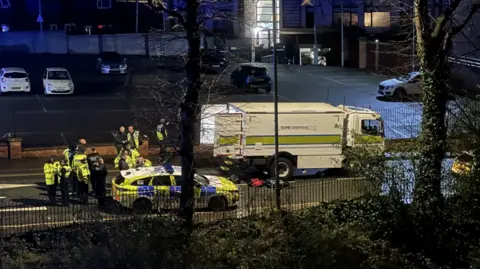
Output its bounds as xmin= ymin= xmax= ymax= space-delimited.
xmin=313 ymin=0 xmax=318 ymax=65
xmin=38 ymin=0 xmax=43 ymax=37
xmin=135 ymin=0 xmax=139 ymax=33
xmin=272 ymin=0 xmax=281 ymax=210
xmin=340 ymin=0 xmax=344 ymax=67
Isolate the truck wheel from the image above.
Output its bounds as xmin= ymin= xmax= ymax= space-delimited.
xmin=133 ymin=198 xmax=152 ymax=214
xmin=208 ymin=196 xmax=227 ymax=212
xmin=269 ymin=157 xmax=294 ymax=180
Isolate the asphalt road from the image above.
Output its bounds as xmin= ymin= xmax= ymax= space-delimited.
xmin=0 ymin=53 xmax=422 ymax=147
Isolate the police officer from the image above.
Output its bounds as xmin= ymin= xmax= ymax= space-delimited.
xmin=58 ymin=159 xmax=71 ymax=206
xmin=53 ymin=159 xmax=62 ymax=188
xmin=87 ymin=147 xmax=100 ymax=194
xmin=115 ymin=150 xmax=131 ymax=171
xmin=92 ymin=157 xmax=108 ymax=208
xmin=155 ymin=119 xmax=169 ymax=164
xmin=127 ymin=125 xmax=140 ymax=150
xmin=75 ymin=157 xmax=90 ymax=205
xmin=112 ymin=126 xmax=128 ymax=154
xmin=43 ymin=158 xmax=57 ymax=204
xmin=135 ymin=156 xmax=152 ymax=168
xmin=71 ymin=147 xmax=88 ymax=196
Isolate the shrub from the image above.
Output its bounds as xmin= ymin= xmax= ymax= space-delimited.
xmin=1 ymin=196 xmax=479 ymax=269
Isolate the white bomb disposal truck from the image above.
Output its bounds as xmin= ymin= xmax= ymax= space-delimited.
xmin=213 ymin=102 xmax=384 ymax=180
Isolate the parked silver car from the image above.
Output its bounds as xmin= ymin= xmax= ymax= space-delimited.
xmin=96 ymin=52 xmax=127 ymax=75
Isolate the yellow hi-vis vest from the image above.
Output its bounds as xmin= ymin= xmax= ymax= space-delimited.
xmin=77 ymin=163 xmax=90 ymax=183
xmin=72 ymin=154 xmax=87 ymax=173
xmin=114 ymin=153 xmax=134 ymax=168
xmin=156 ymin=125 xmax=168 ymax=141
xmin=135 ymin=159 xmax=152 ymax=168
xmin=130 ymin=149 xmax=140 ymax=162
xmin=127 ymin=130 xmax=140 ymax=148
xmin=44 ymin=163 xmax=56 ymax=185
xmin=53 ymin=161 xmax=61 ymax=175
xmin=59 ymin=165 xmax=71 ymax=181
xmin=62 ymin=149 xmax=70 ymax=162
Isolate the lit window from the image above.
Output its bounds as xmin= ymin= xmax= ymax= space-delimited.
xmin=364 ymin=12 xmax=390 ymax=27
xmin=333 ymin=13 xmax=359 ymax=26
xmin=0 ymin=0 xmax=10 ymax=8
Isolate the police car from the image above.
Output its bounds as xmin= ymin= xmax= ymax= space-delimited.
xmin=112 ymin=164 xmax=240 ymax=212
xmin=451 ymin=151 xmax=473 ymax=175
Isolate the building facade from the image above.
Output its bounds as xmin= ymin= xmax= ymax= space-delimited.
xmin=0 ymin=0 xmax=238 ymax=35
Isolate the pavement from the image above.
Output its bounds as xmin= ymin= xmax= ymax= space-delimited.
xmin=0 ymin=53 xmax=423 ymax=147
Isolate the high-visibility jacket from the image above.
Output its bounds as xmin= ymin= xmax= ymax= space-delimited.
xmin=43 ymin=162 xmax=56 ymax=185
xmin=59 ymin=165 xmax=71 ymax=181
xmin=62 ymin=149 xmax=70 ymax=162
xmin=135 ymin=159 xmax=152 ymax=168
xmin=72 ymin=154 xmax=87 ymax=172
xmin=155 ymin=125 xmax=168 ymax=141
xmin=127 ymin=130 xmax=140 ymax=149
xmin=114 ymin=153 xmax=134 ymax=168
xmin=53 ymin=161 xmax=61 ymax=175
xmin=130 ymin=149 xmax=140 ymax=162
xmin=77 ymin=162 xmax=90 ymax=183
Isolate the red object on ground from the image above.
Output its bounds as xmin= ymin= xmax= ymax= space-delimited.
xmin=250 ymin=178 xmax=264 ymax=187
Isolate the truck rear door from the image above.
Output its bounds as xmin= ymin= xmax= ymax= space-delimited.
xmin=213 ymin=113 xmax=243 ymax=156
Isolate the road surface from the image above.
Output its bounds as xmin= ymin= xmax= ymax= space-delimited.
xmin=0 ymin=54 xmax=421 ymax=147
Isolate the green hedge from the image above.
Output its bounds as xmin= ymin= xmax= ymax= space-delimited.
xmin=2 ymin=196 xmax=480 ymax=269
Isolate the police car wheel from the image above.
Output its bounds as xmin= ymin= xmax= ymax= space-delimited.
xmin=133 ymin=198 xmax=153 ymax=213
xmin=208 ymin=196 xmax=227 ymax=212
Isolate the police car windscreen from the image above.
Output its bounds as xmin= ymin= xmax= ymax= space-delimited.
xmin=194 ymin=174 xmax=209 ymax=186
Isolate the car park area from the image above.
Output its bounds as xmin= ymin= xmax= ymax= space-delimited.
xmin=0 ymin=53 xmax=422 ymax=147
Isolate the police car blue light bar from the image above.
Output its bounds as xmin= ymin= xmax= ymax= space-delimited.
xmin=163 ymin=163 xmax=174 ymax=174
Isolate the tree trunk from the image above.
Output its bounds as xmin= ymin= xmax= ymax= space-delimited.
xmin=415 ymin=67 xmax=448 ymax=205
xmin=179 ymin=0 xmax=201 ymax=226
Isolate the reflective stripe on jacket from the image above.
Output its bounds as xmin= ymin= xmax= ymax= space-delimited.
xmin=44 ymin=163 xmax=55 ymax=185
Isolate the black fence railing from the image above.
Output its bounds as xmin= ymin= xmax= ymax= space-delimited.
xmin=0 ymin=177 xmax=378 ymax=237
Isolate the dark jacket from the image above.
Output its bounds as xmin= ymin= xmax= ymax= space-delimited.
xmin=92 ymin=164 xmax=108 ymax=196
xmin=118 ymin=159 xmax=129 ymax=171
xmin=112 ymin=131 xmax=128 ymax=148
xmin=87 ymin=152 xmax=100 ymax=170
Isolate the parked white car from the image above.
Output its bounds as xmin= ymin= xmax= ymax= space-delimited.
xmin=42 ymin=68 xmax=74 ymax=96
xmin=378 ymin=71 xmax=421 ymax=98
xmin=0 ymin=67 xmax=31 ymax=94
